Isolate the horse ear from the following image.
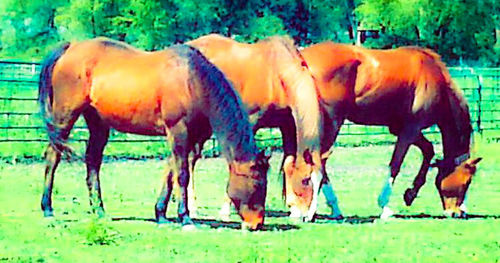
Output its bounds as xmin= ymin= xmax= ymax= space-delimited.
xmin=469 ymin=157 xmax=482 ymax=166
xmin=321 ymin=150 xmax=332 ymax=161
xmin=303 ymin=149 xmax=314 ymax=165
xmin=283 ymin=155 xmax=295 ymax=176
xmin=464 ymin=157 xmax=482 ymax=172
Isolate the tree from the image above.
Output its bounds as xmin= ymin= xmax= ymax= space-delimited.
xmin=355 ymin=0 xmax=498 ymax=64
xmin=0 ymin=0 xmax=65 ymax=59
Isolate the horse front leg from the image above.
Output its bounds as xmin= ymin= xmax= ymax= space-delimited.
xmin=404 ymin=133 xmax=434 ymax=206
xmin=176 ymin=157 xmax=193 ymax=228
xmin=378 ymin=131 xmax=414 ymax=219
xmin=155 ymin=159 xmax=175 ymax=224
xmin=318 ymin=115 xmax=345 ymax=219
xmin=155 ymin=122 xmax=194 ymax=228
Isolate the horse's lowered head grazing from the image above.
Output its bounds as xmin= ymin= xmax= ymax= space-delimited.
xmin=227 ymin=150 xmax=270 ymax=230
xmin=432 ymin=155 xmax=482 ymax=218
xmin=283 ymin=149 xmax=323 ymax=221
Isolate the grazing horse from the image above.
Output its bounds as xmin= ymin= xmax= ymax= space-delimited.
xmin=38 ymin=38 xmax=270 ymax=230
xmin=187 ymin=34 xmax=323 ymax=220
xmin=301 ymin=42 xmax=482 ymax=218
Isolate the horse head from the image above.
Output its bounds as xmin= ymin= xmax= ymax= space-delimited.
xmin=283 ymin=149 xmax=324 ymax=221
xmin=227 ymin=150 xmax=270 ymax=230
xmin=432 ymin=156 xmax=482 ymax=217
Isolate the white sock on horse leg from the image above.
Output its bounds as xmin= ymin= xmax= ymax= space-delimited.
xmin=321 ymin=181 xmax=342 ymax=217
xmin=219 ymin=199 xmax=231 ymax=221
xmin=378 ymin=174 xmax=394 ymax=208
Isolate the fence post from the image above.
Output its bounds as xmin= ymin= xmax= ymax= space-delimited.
xmin=475 ymin=74 xmax=483 ymax=136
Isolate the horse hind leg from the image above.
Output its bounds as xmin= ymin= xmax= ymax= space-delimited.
xmin=83 ymin=108 xmax=110 ymax=217
xmin=404 ymin=133 xmax=434 ymax=206
xmin=187 ymin=142 xmax=202 ymax=217
xmin=41 ymin=111 xmax=81 ymax=217
xmin=319 ymin=116 xmax=345 ymax=219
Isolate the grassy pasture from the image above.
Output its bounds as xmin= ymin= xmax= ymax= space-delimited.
xmin=0 ymin=142 xmax=499 ymax=262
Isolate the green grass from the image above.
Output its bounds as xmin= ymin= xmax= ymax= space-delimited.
xmin=1 ymin=142 xmax=499 ymax=262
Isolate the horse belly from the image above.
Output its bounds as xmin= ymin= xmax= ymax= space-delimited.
xmin=348 ymin=90 xmax=412 ymax=126
xmin=89 ymin=78 xmax=167 ymax=136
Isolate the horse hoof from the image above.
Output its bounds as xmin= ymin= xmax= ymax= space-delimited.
xmin=459 ymin=203 xmax=468 ymax=214
xmin=459 ymin=212 xmax=468 ymax=219
xmin=180 ymin=215 xmax=194 ymax=226
xmin=156 ymin=215 xmax=170 ymax=225
xmin=404 ymin=188 xmax=416 ymax=206
xmin=182 ymin=224 xmax=197 ymax=231
xmin=43 ymin=210 xmax=54 ymax=217
xmin=330 ymin=214 xmax=344 ymax=221
xmin=219 ymin=214 xmax=230 ymax=222
xmin=380 ymin=207 xmax=394 ymax=220
xmin=305 ymin=213 xmax=317 ymax=223
xmin=190 ymin=211 xmax=198 ymax=218
xmin=95 ymin=207 xmax=105 ymax=218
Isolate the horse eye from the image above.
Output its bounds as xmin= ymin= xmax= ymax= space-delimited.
xmin=302 ymin=177 xmax=311 ymax=186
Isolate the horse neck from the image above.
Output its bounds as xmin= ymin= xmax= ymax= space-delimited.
xmin=438 ymin=83 xmax=472 ymax=160
xmin=185 ymin=46 xmax=258 ymax=162
xmin=275 ymin=50 xmax=321 ymax=155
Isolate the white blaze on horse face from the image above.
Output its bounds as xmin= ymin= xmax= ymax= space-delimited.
xmin=306 ymin=170 xmax=322 ymax=221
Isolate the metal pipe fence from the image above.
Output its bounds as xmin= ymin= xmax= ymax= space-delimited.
xmin=0 ymin=61 xmax=498 ymax=158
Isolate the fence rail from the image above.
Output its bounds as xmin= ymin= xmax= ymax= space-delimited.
xmin=0 ymin=61 xmax=499 ymax=158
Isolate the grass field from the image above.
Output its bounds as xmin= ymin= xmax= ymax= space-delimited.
xmin=0 ymin=142 xmax=499 ymax=262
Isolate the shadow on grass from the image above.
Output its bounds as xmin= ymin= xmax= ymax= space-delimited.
xmin=313 ymin=213 xmax=500 ymax=224
xmin=264 ymin=210 xmax=500 ymax=225
xmin=111 ymin=216 xmax=299 ymax=231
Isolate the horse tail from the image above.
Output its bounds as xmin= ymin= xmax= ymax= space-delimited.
xmin=38 ymin=42 xmax=72 ymax=153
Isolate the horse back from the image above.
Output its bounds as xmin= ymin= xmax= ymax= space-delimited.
xmin=353 ymin=46 xmax=450 ymax=117
xmin=302 ymin=42 xmax=361 ymax=107
xmin=188 ymin=35 xmax=293 ymax=110
xmin=51 ymin=38 xmax=196 ymax=135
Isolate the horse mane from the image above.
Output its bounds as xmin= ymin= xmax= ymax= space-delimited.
xmin=261 ymin=35 xmax=298 ymax=56
xmin=262 ymin=36 xmax=321 ymax=153
xmin=176 ymin=45 xmax=258 ymax=162
xmin=95 ymin=37 xmax=137 ymax=51
xmin=411 ymin=47 xmax=473 ymax=159
xmin=444 ymin=81 xmax=472 ymax=157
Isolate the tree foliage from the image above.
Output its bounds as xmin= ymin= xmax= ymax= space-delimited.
xmin=0 ymin=0 xmax=498 ymax=65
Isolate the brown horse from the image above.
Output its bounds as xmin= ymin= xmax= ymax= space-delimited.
xmin=301 ymin=42 xmax=482 ymax=218
xmin=187 ymin=34 xmax=323 ymax=220
xmin=38 ymin=38 xmax=270 ymax=230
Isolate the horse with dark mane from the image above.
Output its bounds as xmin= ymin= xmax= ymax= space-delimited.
xmin=301 ymin=42 xmax=482 ymax=218
xmin=38 ymin=37 xmax=269 ymax=230
xmin=188 ymin=34 xmax=323 ymax=220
